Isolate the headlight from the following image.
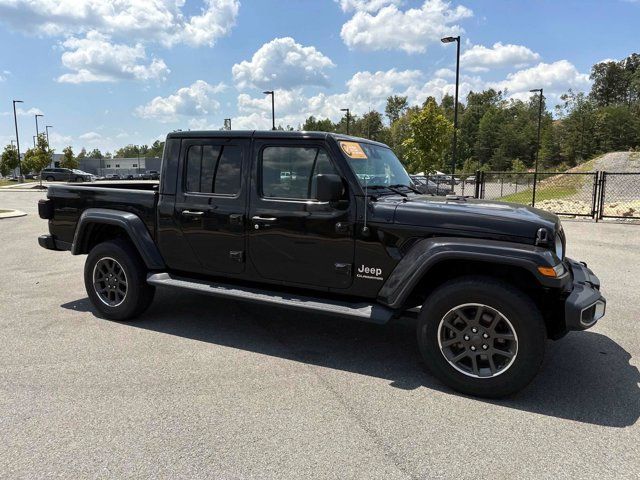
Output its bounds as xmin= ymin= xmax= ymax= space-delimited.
xmin=555 ymin=232 xmax=564 ymax=259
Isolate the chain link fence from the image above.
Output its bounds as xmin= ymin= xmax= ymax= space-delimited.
xmin=471 ymin=170 xmax=640 ymax=221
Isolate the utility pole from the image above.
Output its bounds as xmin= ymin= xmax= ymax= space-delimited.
xmin=12 ymin=100 xmax=23 ymax=180
xmin=530 ymin=88 xmax=544 ymax=206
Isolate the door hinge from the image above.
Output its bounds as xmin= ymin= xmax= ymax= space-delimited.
xmin=229 ymin=250 xmax=244 ymax=263
xmin=334 ymin=263 xmax=352 ymax=276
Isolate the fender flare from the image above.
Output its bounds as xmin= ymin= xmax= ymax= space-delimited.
xmin=377 ymin=237 xmax=567 ymax=309
xmin=72 ymin=208 xmax=165 ymax=270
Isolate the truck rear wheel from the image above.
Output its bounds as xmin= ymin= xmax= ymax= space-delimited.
xmin=84 ymin=238 xmax=155 ymax=321
xmin=417 ymin=276 xmax=545 ymax=398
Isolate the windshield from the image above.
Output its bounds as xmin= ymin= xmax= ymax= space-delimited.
xmin=339 ymin=141 xmax=412 ymax=188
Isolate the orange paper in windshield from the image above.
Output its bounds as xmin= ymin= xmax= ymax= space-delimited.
xmin=339 ymin=141 xmax=367 ymax=159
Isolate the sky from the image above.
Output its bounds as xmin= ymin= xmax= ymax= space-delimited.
xmin=0 ymin=0 xmax=638 ymax=154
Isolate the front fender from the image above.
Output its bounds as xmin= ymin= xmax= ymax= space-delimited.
xmin=72 ymin=208 xmax=165 ymax=270
xmin=377 ymin=237 xmax=568 ymax=309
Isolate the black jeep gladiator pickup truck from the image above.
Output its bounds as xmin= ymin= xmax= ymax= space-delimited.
xmin=38 ymin=131 xmax=606 ymax=397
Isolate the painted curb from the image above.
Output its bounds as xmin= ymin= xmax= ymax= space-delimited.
xmin=0 ymin=210 xmax=27 ymax=219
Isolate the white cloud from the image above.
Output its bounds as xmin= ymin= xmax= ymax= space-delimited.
xmin=79 ymin=131 xmax=102 ymax=141
xmin=340 ymin=0 xmax=473 ymax=53
xmin=135 ymin=80 xmax=226 ymax=122
xmin=434 ymin=68 xmax=455 ymax=78
xmin=232 ymin=37 xmax=335 ymax=90
xmin=232 ymin=68 xmax=455 ymax=129
xmin=58 ymin=31 xmax=169 ymax=83
xmin=336 ymin=0 xmax=403 ymax=13
xmin=0 ymin=0 xmax=239 ymax=47
xmin=490 ymin=60 xmax=591 ymax=100
xmin=0 ymin=107 xmax=44 ymax=117
xmin=460 ymin=42 xmax=541 ymax=72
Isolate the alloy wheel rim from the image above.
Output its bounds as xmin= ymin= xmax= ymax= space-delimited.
xmin=92 ymin=257 xmax=128 ymax=307
xmin=437 ymin=303 xmax=518 ymax=378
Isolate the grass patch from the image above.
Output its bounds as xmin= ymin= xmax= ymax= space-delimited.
xmin=499 ymin=185 xmax=578 ymax=204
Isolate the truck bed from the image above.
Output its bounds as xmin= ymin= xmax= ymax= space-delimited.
xmin=46 ymin=182 xmax=159 ymax=246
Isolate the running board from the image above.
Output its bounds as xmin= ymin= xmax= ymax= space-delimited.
xmin=147 ymin=272 xmax=395 ymax=324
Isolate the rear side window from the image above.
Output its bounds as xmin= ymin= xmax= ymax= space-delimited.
xmin=261 ymin=146 xmax=338 ymax=200
xmin=185 ymin=144 xmax=242 ymax=195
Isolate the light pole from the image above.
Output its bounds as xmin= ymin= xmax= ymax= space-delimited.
xmin=12 ymin=100 xmax=23 ymax=180
xmin=263 ymin=90 xmax=275 ymax=130
xmin=45 ymin=125 xmax=53 ymax=147
xmin=33 ymin=136 xmax=36 ymax=148
xmin=441 ymin=35 xmax=461 ymax=190
xmin=530 ymin=88 xmax=544 ymax=206
xmin=340 ymin=108 xmax=350 ymax=135
xmin=224 ymin=118 xmax=231 ymax=130
xmin=35 ymin=113 xmax=43 ymax=147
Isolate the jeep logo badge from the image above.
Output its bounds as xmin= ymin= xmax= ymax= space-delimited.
xmin=356 ymin=264 xmax=383 ymax=281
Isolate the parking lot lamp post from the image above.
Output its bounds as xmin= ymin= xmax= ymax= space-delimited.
xmin=224 ymin=118 xmax=231 ymax=130
xmin=35 ymin=114 xmax=43 ymax=143
xmin=33 ymin=136 xmax=36 ymax=148
xmin=263 ymin=91 xmax=275 ymax=130
xmin=441 ymin=35 xmax=460 ymax=190
xmin=530 ymin=88 xmax=544 ymax=206
xmin=45 ymin=125 xmax=52 ymax=147
xmin=340 ymin=108 xmax=351 ymax=135
xmin=12 ymin=100 xmax=23 ymax=180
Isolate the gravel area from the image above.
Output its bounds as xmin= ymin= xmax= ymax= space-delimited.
xmin=0 ymin=191 xmax=638 ymax=479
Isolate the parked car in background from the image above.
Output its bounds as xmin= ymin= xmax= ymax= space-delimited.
xmin=104 ymin=174 xmax=121 ymax=180
xmin=41 ymin=168 xmax=94 ymax=182
xmin=142 ymin=170 xmax=160 ymax=180
xmin=411 ymin=175 xmax=454 ymax=196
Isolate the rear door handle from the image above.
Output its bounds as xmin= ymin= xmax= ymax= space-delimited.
xmin=182 ymin=210 xmax=204 ymax=217
xmin=252 ymin=215 xmax=277 ymax=229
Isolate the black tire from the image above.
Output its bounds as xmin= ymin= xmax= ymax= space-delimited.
xmin=84 ymin=238 xmax=155 ymax=321
xmin=46 ymin=176 xmax=54 ymax=182
xmin=417 ymin=276 xmax=546 ymax=398
xmin=75 ymin=176 xmax=84 ymax=182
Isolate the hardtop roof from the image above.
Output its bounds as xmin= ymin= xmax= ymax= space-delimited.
xmin=165 ymin=130 xmax=388 ymax=148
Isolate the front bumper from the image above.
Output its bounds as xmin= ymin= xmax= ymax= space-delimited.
xmin=564 ymin=258 xmax=606 ymax=330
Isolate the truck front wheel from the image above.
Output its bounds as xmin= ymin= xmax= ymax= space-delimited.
xmin=84 ymin=239 xmax=155 ymax=321
xmin=417 ymin=276 xmax=546 ymax=398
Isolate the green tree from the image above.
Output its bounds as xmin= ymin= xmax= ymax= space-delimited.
xmin=385 ymin=95 xmax=408 ymax=124
xmin=60 ymin=146 xmax=77 ymax=169
xmin=22 ymin=134 xmax=53 ymax=183
xmin=1 ymin=144 xmax=20 ymax=177
xmin=402 ymin=98 xmax=453 ymax=174
xmin=77 ymin=147 xmax=87 ymax=160
xmin=302 ymin=115 xmax=335 ymax=132
xmin=87 ymin=148 xmax=103 ymax=159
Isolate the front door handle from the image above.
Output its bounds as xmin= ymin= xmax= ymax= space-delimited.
xmin=182 ymin=210 xmax=204 ymax=217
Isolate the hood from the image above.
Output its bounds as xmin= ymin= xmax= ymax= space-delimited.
xmin=382 ymin=195 xmax=559 ymax=240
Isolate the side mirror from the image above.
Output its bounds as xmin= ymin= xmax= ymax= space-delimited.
xmin=315 ymin=174 xmax=344 ymax=202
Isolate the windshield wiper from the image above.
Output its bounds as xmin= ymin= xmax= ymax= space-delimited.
xmin=363 ymin=185 xmax=407 ymax=197
xmin=388 ymin=183 xmax=421 ymax=195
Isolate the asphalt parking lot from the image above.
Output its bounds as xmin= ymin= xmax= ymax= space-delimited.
xmin=1 ymin=191 xmax=638 ymax=479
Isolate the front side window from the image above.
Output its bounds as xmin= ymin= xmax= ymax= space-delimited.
xmin=261 ymin=146 xmax=338 ymax=200
xmin=339 ymin=141 xmax=412 ymax=188
xmin=185 ymin=144 xmax=242 ymax=195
